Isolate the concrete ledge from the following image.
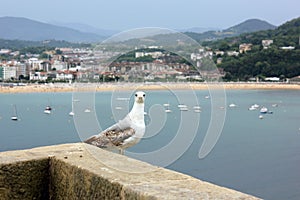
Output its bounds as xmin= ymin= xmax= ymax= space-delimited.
xmin=0 ymin=143 xmax=261 ymax=199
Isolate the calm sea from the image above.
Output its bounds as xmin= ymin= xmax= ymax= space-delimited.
xmin=0 ymin=89 xmax=299 ymax=200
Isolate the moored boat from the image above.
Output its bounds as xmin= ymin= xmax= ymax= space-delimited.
xmin=260 ymin=107 xmax=268 ymax=114
xmin=44 ymin=106 xmax=52 ymax=114
xmin=11 ymin=104 xmax=18 ymax=121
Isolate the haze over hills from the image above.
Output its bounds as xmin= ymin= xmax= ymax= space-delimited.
xmin=0 ymin=16 xmax=279 ymax=45
xmin=49 ymin=21 xmax=119 ymax=37
xmin=177 ymin=27 xmax=220 ymax=33
xmin=185 ymin=19 xmax=277 ymax=42
xmin=0 ymin=16 xmax=106 ymax=43
xmin=115 ymin=19 xmax=277 ymax=46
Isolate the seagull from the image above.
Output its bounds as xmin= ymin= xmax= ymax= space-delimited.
xmin=84 ymin=91 xmax=146 ymax=154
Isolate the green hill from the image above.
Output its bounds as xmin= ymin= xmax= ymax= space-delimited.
xmin=0 ymin=38 xmax=91 ymax=50
xmin=225 ymin=19 xmax=276 ymax=34
xmin=205 ymin=17 xmax=300 ymax=81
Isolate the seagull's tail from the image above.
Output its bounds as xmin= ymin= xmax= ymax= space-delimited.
xmin=84 ymin=134 xmax=108 ymax=148
xmin=84 ymin=135 xmax=97 ymax=144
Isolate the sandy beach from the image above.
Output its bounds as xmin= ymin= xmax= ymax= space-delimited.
xmin=0 ymin=82 xmax=299 ymax=93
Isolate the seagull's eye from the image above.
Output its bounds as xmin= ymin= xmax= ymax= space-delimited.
xmin=143 ymin=94 xmax=145 ymax=97
xmin=135 ymin=94 xmax=138 ymax=97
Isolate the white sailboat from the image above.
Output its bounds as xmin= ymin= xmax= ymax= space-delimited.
xmin=164 ymin=103 xmax=172 ymax=113
xmin=165 ymin=105 xmax=172 ymax=113
xmin=11 ymin=104 xmax=18 ymax=121
xmin=260 ymin=106 xmax=268 ymax=114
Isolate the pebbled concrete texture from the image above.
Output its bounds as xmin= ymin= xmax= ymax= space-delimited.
xmin=0 ymin=143 xmax=261 ymax=200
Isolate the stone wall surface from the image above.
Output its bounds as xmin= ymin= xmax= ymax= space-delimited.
xmin=0 ymin=143 xmax=262 ymax=200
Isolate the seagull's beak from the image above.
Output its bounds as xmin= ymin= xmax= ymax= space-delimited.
xmin=137 ymin=97 xmax=144 ymax=104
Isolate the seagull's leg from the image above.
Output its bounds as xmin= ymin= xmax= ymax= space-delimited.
xmin=119 ymin=149 xmax=124 ymax=155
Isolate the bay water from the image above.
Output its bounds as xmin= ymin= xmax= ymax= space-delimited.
xmin=0 ymin=89 xmax=299 ymax=200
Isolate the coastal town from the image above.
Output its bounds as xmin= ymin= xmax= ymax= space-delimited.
xmin=0 ymin=38 xmax=298 ymax=86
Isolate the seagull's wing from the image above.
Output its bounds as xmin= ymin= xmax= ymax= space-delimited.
xmin=84 ymin=127 xmax=135 ymax=148
xmin=84 ymin=115 xmax=135 ymax=148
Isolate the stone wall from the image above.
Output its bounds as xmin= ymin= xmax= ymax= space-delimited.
xmin=0 ymin=143 xmax=261 ymax=200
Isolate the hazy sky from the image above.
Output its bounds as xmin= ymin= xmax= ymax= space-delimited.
xmin=1 ymin=0 xmax=299 ymax=30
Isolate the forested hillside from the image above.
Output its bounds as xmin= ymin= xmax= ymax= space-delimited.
xmin=203 ymin=17 xmax=300 ymax=81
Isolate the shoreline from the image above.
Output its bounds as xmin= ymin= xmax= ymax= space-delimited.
xmin=0 ymin=82 xmax=299 ymax=93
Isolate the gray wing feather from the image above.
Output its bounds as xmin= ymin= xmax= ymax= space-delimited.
xmin=84 ymin=115 xmax=135 ymax=148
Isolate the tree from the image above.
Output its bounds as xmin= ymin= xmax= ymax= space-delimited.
xmin=218 ymin=41 xmax=230 ymax=51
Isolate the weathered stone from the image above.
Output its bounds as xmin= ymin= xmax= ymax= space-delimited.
xmin=0 ymin=158 xmax=49 ymax=199
xmin=0 ymin=143 xmax=261 ymax=200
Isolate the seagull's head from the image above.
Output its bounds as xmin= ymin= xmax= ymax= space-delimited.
xmin=134 ymin=91 xmax=145 ymax=104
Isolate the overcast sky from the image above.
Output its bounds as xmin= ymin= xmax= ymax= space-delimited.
xmin=1 ymin=0 xmax=299 ymax=30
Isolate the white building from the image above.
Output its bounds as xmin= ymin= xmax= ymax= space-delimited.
xmin=3 ymin=66 xmax=17 ymax=80
xmin=135 ymin=52 xmax=145 ymax=58
xmin=262 ymin=40 xmax=273 ymax=49
xmin=16 ymin=63 xmax=27 ymax=78
xmin=0 ymin=49 xmax=11 ymax=54
xmin=29 ymin=72 xmax=47 ymax=81
xmin=265 ymin=77 xmax=280 ymax=82
xmin=280 ymin=46 xmax=295 ymax=50
xmin=56 ymin=72 xmax=73 ymax=80
xmin=227 ymin=51 xmax=240 ymax=56
xmin=52 ymin=60 xmax=67 ymax=71
xmin=28 ymin=58 xmax=43 ymax=70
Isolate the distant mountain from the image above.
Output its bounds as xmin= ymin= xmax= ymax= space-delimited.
xmin=224 ymin=19 xmax=276 ymax=34
xmin=0 ymin=16 xmax=106 ymax=42
xmin=185 ymin=19 xmax=277 ymax=42
xmin=49 ymin=21 xmax=119 ymax=37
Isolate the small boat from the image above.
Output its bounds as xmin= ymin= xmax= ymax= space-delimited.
xmin=178 ymin=104 xmax=187 ymax=108
xmin=11 ymin=116 xmax=18 ymax=121
xmin=84 ymin=109 xmax=91 ymax=113
xmin=44 ymin=109 xmax=51 ymax=114
xmin=164 ymin=103 xmax=172 ymax=113
xmin=248 ymin=106 xmax=256 ymax=111
xmin=259 ymin=115 xmax=264 ymax=119
xmin=272 ymin=104 xmax=278 ymax=107
xmin=260 ymin=107 xmax=268 ymax=114
xmin=229 ymin=103 xmax=237 ymax=108
xmin=11 ymin=104 xmax=18 ymax=121
xmin=193 ymin=105 xmax=201 ymax=113
xmin=115 ymin=106 xmax=123 ymax=110
xmin=69 ymin=111 xmax=75 ymax=116
xmin=178 ymin=104 xmax=188 ymax=111
xmin=165 ymin=105 xmax=172 ymax=113
xmin=179 ymin=107 xmax=188 ymax=111
xmin=249 ymin=104 xmax=260 ymax=110
xmin=165 ymin=109 xmax=172 ymax=113
xmin=252 ymin=104 xmax=260 ymax=108
xmin=193 ymin=106 xmax=201 ymax=110
xmin=44 ymin=106 xmax=52 ymax=114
